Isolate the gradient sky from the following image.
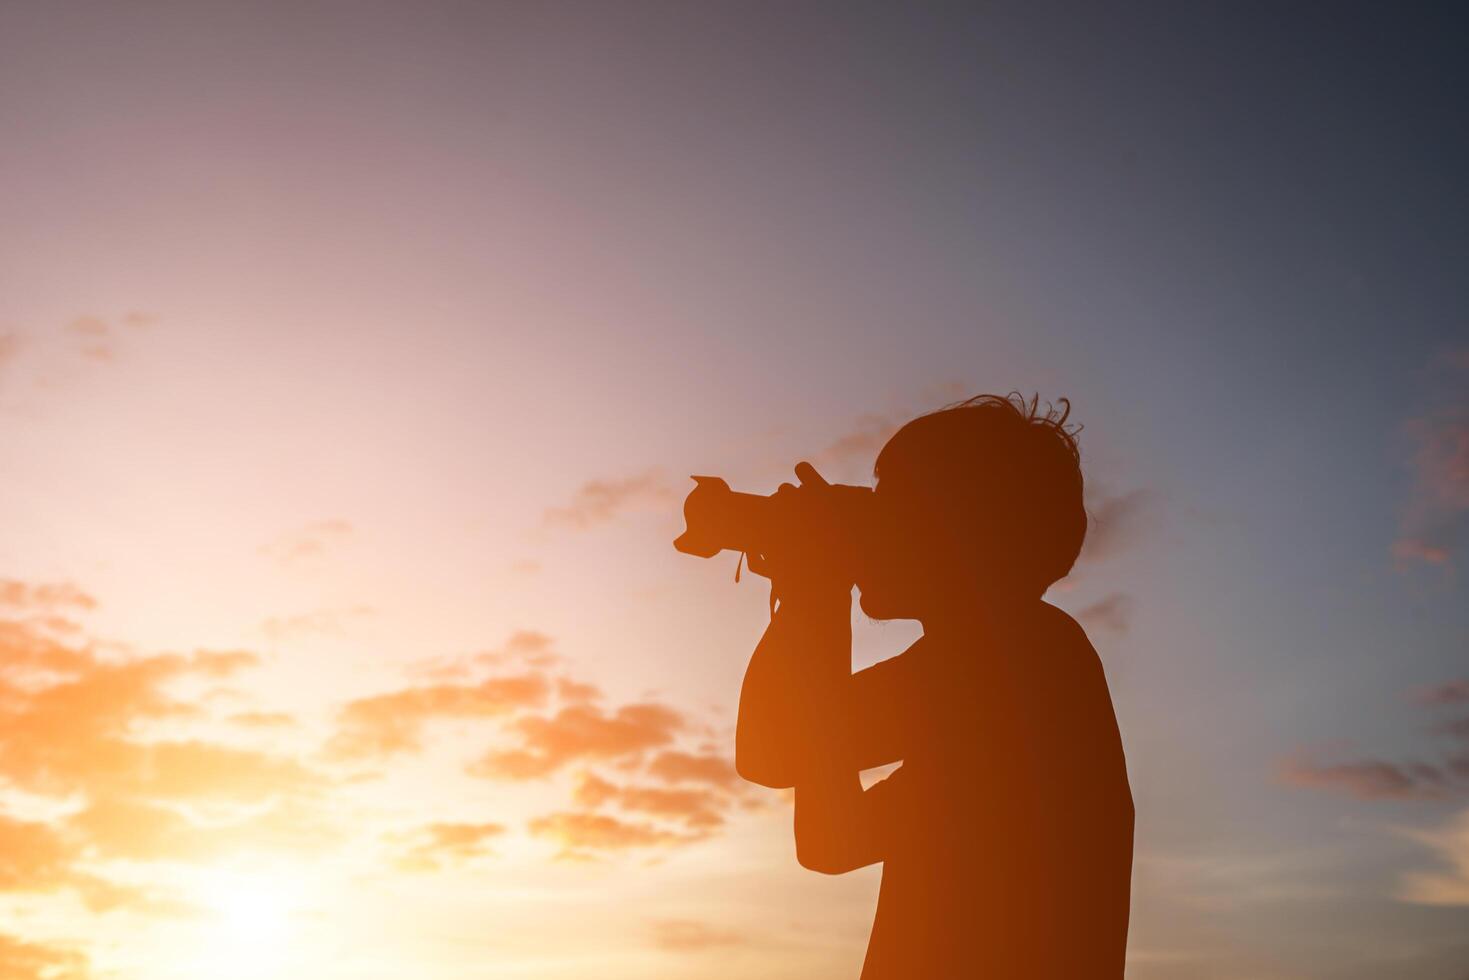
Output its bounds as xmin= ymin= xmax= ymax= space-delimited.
xmin=1 ymin=3 xmax=1467 ymax=978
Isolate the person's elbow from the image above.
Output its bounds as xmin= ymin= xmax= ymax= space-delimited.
xmin=795 ymin=834 xmax=859 ymax=875
xmin=734 ymin=726 xmax=797 ymax=789
xmin=736 ymin=754 xmax=795 ymax=790
xmin=794 ymin=810 xmax=877 ymax=875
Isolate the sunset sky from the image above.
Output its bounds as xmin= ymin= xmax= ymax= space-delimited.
xmin=2 ymin=3 xmax=1467 ymax=978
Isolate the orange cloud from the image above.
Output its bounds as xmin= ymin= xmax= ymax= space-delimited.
xmin=573 ymin=772 xmax=729 ymax=829
xmin=67 ymin=798 xmax=210 ymax=862
xmin=527 ymin=811 xmax=691 ymax=858
xmin=0 ymin=330 xmax=23 ymax=370
xmin=64 ymin=316 xmax=118 ymax=363
xmin=0 ymin=580 xmax=96 ymax=611
xmin=469 ymin=702 xmax=684 ymax=779
xmin=228 ymin=710 xmax=297 ymax=728
xmin=0 ymin=809 xmax=204 ymax=915
xmin=260 ymin=519 xmax=354 ymax=563
xmin=0 ymin=587 xmax=339 ymax=932
xmin=0 ymin=933 xmax=89 ymax=980
xmin=573 ymin=772 xmax=620 ymax=807
xmin=0 ymin=610 xmax=306 ymax=804
xmin=556 ymin=676 xmax=602 ymax=702
xmin=326 ymin=671 xmax=551 ymax=761
xmin=615 ymin=785 xmax=726 ymax=829
xmin=648 ymin=918 xmax=747 ymax=951
xmin=390 ymin=821 xmax=507 ymax=872
xmin=646 ymin=749 xmax=739 ymax=789
xmin=543 ymin=469 xmax=676 ymax=528
xmin=0 ymin=815 xmax=75 ymax=893
xmin=260 ymin=605 xmax=373 ymax=642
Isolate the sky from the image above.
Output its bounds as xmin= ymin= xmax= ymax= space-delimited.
xmin=1 ymin=2 xmax=1466 ymax=978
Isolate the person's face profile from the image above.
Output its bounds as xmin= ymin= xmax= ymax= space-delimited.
xmin=856 ymin=468 xmax=953 ymax=621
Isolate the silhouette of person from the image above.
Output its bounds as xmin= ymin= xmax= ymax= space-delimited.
xmin=735 ymin=394 xmax=1133 ymax=978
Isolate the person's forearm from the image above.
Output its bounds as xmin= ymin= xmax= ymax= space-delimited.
xmin=794 ymin=765 xmax=872 ymax=873
xmin=735 ymin=585 xmax=852 ymax=787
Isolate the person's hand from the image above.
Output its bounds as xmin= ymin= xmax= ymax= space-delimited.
xmin=745 ymin=461 xmax=855 ymax=597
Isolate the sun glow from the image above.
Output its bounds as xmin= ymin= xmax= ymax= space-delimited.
xmin=207 ymin=874 xmax=292 ymax=941
xmin=174 ymin=867 xmax=312 ymax=979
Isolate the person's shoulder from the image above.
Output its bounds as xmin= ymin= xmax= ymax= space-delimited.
xmin=1030 ymin=600 xmax=1110 ymax=689
xmin=1033 ymin=599 xmax=1096 ymax=651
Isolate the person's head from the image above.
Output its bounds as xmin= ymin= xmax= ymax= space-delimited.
xmin=855 ymin=393 xmax=1086 ymax=622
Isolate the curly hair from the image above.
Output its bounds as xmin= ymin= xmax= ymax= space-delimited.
xmin=873 ymin=392 xmax=1087 ymax=597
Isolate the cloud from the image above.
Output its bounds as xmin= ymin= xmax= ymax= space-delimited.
xmin=527 ymin=811 xmax=692 ymax=858
xmin=0 ymin=611 xmax=312 ymax=803
xmin=104 ymin=741 xmax=315 ymax=802
xmin=543 ymin=469 xmax=677 ymax=528
xmin=326 ymin=671 xmax=551 ymax=761
xmin=1074 ymin=593 xmax=1133 ymax=634
xmin=325 ymin=634 xmax=745 ymax=851
xmin=0 ymin=331 xmax=24 ymax=370
xmin=389 ymin=821 xmax=507 ymax=872
xmin=556 ymin=676 xmax=602 ymax=702
xmin=0 ymin=814 xmax=77 ymax=893
xmin=438 ymin=668 xmax=746 ymax=851
xmin=1413 ymin=679 xmax=1469 ymax=705
xmin=612 ymin=785 xmax=727 ymax=829
xmin=1281 ymin=672 xmax=1469 ymax=805
xmin=260 ymin=605 xmax=373 ymax=642
xmin=0 ymin=592 xmax=337 ymax=931
xmin=1081 ymin=489 xmax=1151 ymax=562
xmin=67 ymin=797 xmax=212 ymax=862
xmin=65 ymin=317 xmax=109 ymax=338
xmin=0 ymin=313 xmax=155 ymax=402
xmin=817 ymin=414 xmax=898 ymax=465
xmin=64 ymin=316 xmax=119 ymax=363
xmin=0 ymin=580 xmax=96 ymax=611
xmin=646 ymin=749 xmax=739 ymax=789
xmin=1394 ymin=350 xmax=1469 ymax=567
xmin=0 ymin=578 xmax=763 ymax=980
xmin=469 ymin=702 xmax=684 ymax=780
xmin=260 ymin=520 xmax=354 ymax=564
xmin=1396 ymin=806 xmax=1469 ymax=905
xmin=0 ymin=933 xmax=89 ymax=980
xmin=1279 ymin=757 xmax=1450 ymax=801
xmin=572 ymin=772 xmax=728 ymax=829
xmin=228 ymin=711 xmax=297 ymax=728
xmin=1392 ymin=537 xmax=1453 ymax=565
xmin=648 ymin=918 xmax=746 ymax=951
xmin=1433 ymin=716 xmax=1469 ymax=740
xmin=482 ymin=629 xmax=558 ymax=665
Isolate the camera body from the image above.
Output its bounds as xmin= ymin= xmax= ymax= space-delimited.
xmin=672 ymin=475 xmax=874 ymax=572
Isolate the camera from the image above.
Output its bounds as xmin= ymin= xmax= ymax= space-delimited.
xmin=672 ymin=474 xmax=874 ymax=569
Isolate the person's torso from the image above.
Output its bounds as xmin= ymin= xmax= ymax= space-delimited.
xmin=859 ymin=602 xmax=1133 ymax=979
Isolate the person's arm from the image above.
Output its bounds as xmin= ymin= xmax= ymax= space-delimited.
xmin=734 ymin=583 xmax=853 ymax=788
xmin=793 ymin=754 xmax=894 ymax=875
xmin=737 ymin=582 xmax=892 ymax=874
xmin=730 ymin=461 xmax=905 ymax=872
